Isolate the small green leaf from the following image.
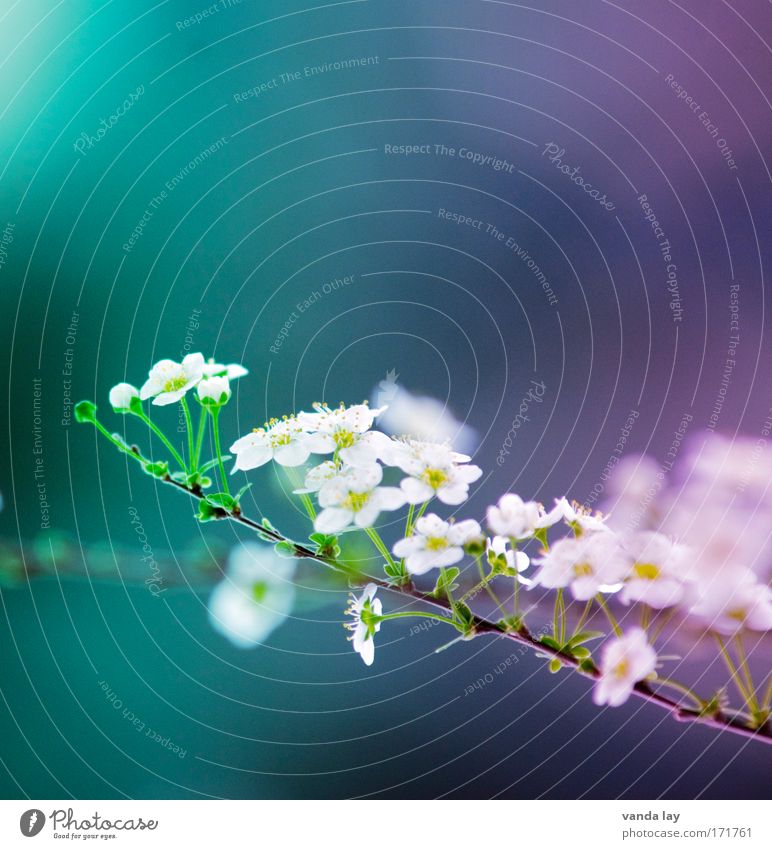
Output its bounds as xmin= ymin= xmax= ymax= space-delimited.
xmin=198 ymin=456 xmax=232 ymax=474
xmin=234 ymin=483 xmax=252 ymax=502
xmin=431 ymin=567 xmax=460 ymax=598
xmin=197 ymin=500 xmax=221 ymax=522
xmin=74 ymin=400 xmax=97 ymax=423
xmin=578 ymin=658 xmax=598 ymax=674
xmin=274 ymin=540 xmax=297 ymax=559
xmin=548 ymin=658 xmax=562 ymax=673
xmin=205 ymin=493 xmax=237 ymax=511
xmin=454 ymin=601 xmax=475 ymax=631
xmin=571 ymin=646 xmax=592 ymax=659
xmin=566 ymin=630 xmax=604 ymax=647
xmin=142 ymin=460 xmax=169 ymax=479
xmin=539 ymin=635 xmax=562 ymax=651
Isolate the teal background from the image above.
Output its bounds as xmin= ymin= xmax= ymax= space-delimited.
xmin=1 ymin=0 xmax=771 ymax=798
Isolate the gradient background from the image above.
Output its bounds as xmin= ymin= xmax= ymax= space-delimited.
xmin=1 ymin=0 xmax=771 ymax=799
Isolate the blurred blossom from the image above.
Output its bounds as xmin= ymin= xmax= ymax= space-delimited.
xmin=208 ymin=543 xmax=296 ymax=648
xmin=372 ymin=385 xmax=478 ymax=454
xmin=593 ymin=628 xmax=657 ymax=707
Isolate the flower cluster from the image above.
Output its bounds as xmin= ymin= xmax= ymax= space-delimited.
xmin=77 ymin=360 xmax=772 ymax=734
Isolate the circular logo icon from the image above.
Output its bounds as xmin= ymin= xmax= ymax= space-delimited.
xmin=20 ymin=809 xmax=46 ymax=837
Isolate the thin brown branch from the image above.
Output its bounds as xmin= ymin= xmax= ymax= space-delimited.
xmin=164 ymin=474 xmax=772 ymax=747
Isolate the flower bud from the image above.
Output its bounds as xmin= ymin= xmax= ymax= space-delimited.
xmin=109 ymin=383 xmax=139 ymax=412
xmin=198 ymin=375 xmax=231 ymax=406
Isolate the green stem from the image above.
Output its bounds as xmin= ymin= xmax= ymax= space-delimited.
xmin=93 ymin=421 xmax=147 ymax=464
xmin=653 ymin=677 xmax=704 ymax=710
xmin=285 ymin=467 xmax=316 ymax=520
xmin=640 ymin=604 xmax=651 ymax=632
xmin=572 ymin=599 xmax=594 ymax=636
xmin=761 ymin=675 xmax=772 ymax=712
xmin=378 ymin=610 xmax=458 ymax=628
xmin=714 ymin=634 xmax=753 ymax=707
xmin=404 ymin=503 xmax=416 ymax=536
xmin=734 ymin=635 xmax=760 ymax=712
xmin=595 ymin=594 xmax=622 ymax=637
xmin=133 ymin=409 xmax=188 ymax=473
xmin=192 ymin=406 xmax=208 ymax=471
xmin=210 ymin=408 xmax=230 ymax=495
xmin=180 ymin=397 xmax=195 ymax=469
xmin=413 ymin=500 xmax=430 ymax=525
xmin=553 ymin=588 xmax=567 ymax=643
xmin=364 ymin=527 xmax=398 ymax=572
xmin=475 ymin=556 xmax=508 ymax=618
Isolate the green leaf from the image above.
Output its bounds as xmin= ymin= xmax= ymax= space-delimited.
xmin=205 ymin=492 xmax=237 ymax=512
xmin=539 ymin=635 xmax=562 ymax=651
xmin=383 ymin=559 xmax=409 ymax=585
xmin=274 ymin=540 xmax=297 ymax=559
xmin=454 ymin=601 xmax=475 ymax=632
xmin=571 ymin=646 xmax=592 ymax=659
xmin=142 ymin=460 xmax=169 ymax=479
xmin=197 ymin=500 xmax=221 ymax=522
xmin=234 ymin=483 xmax=252 ymax=502
xmin=548 ymin=658 xmax=562 ymax=673
xmin=566 ymin=630 xmax=604 ymax=647
xmin=198 ymin=456 xmax=232 ymax=474
xmin=578 ymin=659 xmax=598 ymax=674
xmin=74 ymin=400 xmax=97 ymax=423
xmin=431 ymin=567 xmax=460 ymax=598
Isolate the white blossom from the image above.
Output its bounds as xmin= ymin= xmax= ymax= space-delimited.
xmin=109 ymin=382 xmax=139 ymax=411
xmin=139 ymin=352 xmax=205 ymax=406
xmin=314 ymin=464 xmax=405 ymax=533
xmin=688 ymin=581 xmax=772 ymax=635
xmin=293 ymin=460 xmax=338 ymax=494
xmin=593 ymin=628 xmax=657 ymax=707
xmin=618 ymin=531 xmax=689 ymax=608
xmin=345 ymin=583 xmax=382 ymax=666
xmin=298 ymin=402 xmax=392 ymax=468
xmin=373 ymin=385 xmax=478 ymax=453
xmin=384 ymin=439 xmax=482 ymax=505
xmin=202 ymin=358 xmax=248 ymax=380
xmin=488 ymin=535 xmax=530 ymax=575
xmin=487 ymin=493 xmax=544 ymax=538
xmin=230 ymin=417 xmax=311 ymax=471
xmin=532 ymin=532 xmax=629 ymax=600
xmin=197 ymin=375 xmax=231 ymax=405
xmin=393 ymin=514 xmax=481 ymax=575
xmin=538 ymin=497 xmax=609 ymax=533
xmin=208 ymin=543 xmax=296 ymax=648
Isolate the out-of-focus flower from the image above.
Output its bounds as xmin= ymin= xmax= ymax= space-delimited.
xmin=601 ymin=455 xmax=662 ymax=533
xmin=314 ymin=464 xmax=405 ymax=533
xmin=618 ymin=532 xmax=689 ymax=608
xmin=345 ymin=583 xmax=382 ymax=665
xmin=393 ymin=514 xmax=481 ymax=575
xmin=109 ymin=383 xmax=139 ymax=412
xmin=140 ymin=353 xmax=205 ymax=406
xmin=230 ymin=417 xmax=310 ymax=470
xmin=593 ymin=628 xmax=657 ymax=707
xmin=208 ymin=543 xmax=296 ymax=648
xmin=197 ymin=375 xmax=231 ymax=405
xmin=299 ymin=402 xmax=392 ymax=468
xmin=487 ymin=493 xmax=544 ymax=538
xmin=384 ymin=440 xmax=482 ymax=505
xmin=688 ymin=581 xmax=772 ymax=635
xmin=532 ymin=533 xmax=628 ymax=600
xmin=372 ymin=385 xmax=478 ymax=454
xmin=202 ymin=358 xmax=248 ymax=380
